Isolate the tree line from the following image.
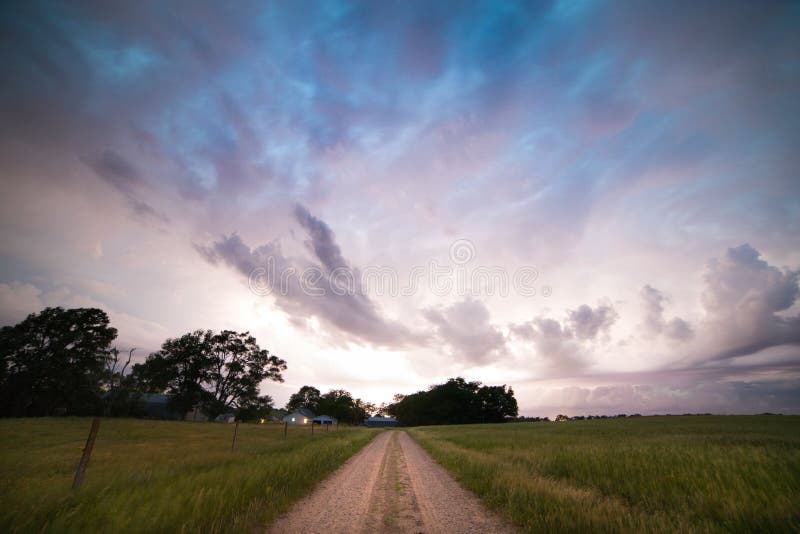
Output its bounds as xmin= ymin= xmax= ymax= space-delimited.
xmin=386 ymin=377 xmax=518 ymax=426
xmin=0 ymin=307 xmax=285 ymax=420
xmin=1 ymin=307 xmax=521 ymax=426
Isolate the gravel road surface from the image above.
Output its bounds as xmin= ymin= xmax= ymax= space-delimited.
xmin=266 ymin=430 xmax=517 ymax=534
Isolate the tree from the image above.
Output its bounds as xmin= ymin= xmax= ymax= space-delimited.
xmin=203 ymin=330 xmax=286 ymax=417
xmin=318 ymin=389 xmax=372 ymax=425
xmin=236 ymin=394 xmax=274 ymax=422
xmin=132 ymin=329 xmax=286 ymax=419
xmin=0 ymin=307 xmax=117 ymax=416
xmin=285 ymin=385 xmax=322 ymax=413
xmin=104 ymin=347 xmax=136 ymax=416
xmin=387 ymin=377 xmax=518 ymax=426
xmin=131 ymin=330 xmax=212 ymax=415
xmin=477 ymin=385 xmax=518 ymax=423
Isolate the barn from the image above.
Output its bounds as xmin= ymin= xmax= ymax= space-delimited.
xmin=312 ymin=415 xmax=337 ymax=425
xmin=364 ymin=415 xmax=398 ymax=427
xmin=283 ymin=408 xmax=315 ymax=425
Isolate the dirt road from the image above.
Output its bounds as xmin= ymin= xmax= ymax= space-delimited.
xmin=266 ymin=430 xmax=517 ymax=534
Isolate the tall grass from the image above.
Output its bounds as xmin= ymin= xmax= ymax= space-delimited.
xmin=408 ymin=416 xmax=800 ymax=533
xmin=0 ymin=418 xmax=377 ymax=533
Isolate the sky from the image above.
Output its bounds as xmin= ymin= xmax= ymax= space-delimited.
xmin=1 ymin=0 xmax=799 ymax=417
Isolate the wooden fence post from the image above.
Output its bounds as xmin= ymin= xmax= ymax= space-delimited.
xmin=72 ymin=418 xmax=101 ymax=490
xmin=230 ymin=422 xmax=239 ymax=452
xmin=311 ymin=422 xmax=314 ymax=437
xmin=284 ymin=421 xmax=288 ymax=440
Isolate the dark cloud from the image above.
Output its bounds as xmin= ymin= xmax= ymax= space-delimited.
xmin=510 ymin=316 xmax=583 ymax=374
xmin=83 ymin=150 xmax=169 ymax=224
xmin=84 ymin=150 xmax=143 ymax=195
xmin=196 ymin=207 xmax=416 ymax=348
xmin=640 ymin=285 xmax=693 ymax=341
xmin=423 ymin=298 xmax=506 ymax=365
xmin=510 ymin=302 xmax=619 ymax=372
xmin=700 ymin=244 xmax=800 ymax=360
xmin=294 ymin=204 xmax=349 ymax=274
xmin=567 ymin=303 xmax=618 ymax=341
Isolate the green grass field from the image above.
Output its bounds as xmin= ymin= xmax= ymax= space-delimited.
xmin=0 ymin=418 xmax=376 ymax=533
xmin=409 ymin=416 xmax=800 ymax=533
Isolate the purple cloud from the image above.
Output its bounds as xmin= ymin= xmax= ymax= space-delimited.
xmin=423 ymin=298 xmax=506 ymax=366
xmin=196 ymin=206 xmax=417 ymax=348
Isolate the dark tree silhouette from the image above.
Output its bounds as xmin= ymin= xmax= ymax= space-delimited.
xmin=0 ymin=307 xmax=117 ymax=416
xmin=388 ymin=377 xmax=518 ymax=426
xmin=285 ymin=385 xmax=322 ymax=412
xmin=132 ymin=329 xmax=286 ymax=419
xmin=236 ymin=394 xmax=274 ymax=422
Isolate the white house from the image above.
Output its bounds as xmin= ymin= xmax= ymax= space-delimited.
xmin=283 ymin=408 xmax=315 ymax=425
xmin=312 ymin=415 xmax=337 ymax=425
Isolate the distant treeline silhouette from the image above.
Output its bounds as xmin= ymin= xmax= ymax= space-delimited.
xmin=387 ymin=377 xmax=518 ymax=426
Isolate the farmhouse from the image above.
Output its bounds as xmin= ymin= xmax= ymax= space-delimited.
xmin=312 ymin=415 xmax=337 ymax=425
xmin=283 ymin=408 xmax=315 ymax=425
xmin=364 ymin=415 xmax=398 ymax=427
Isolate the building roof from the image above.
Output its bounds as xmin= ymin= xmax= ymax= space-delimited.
xmin=290 ymin=408 xmax=315 ymax=418
xmin=366 ymin=415 xmax=397 ymax=422
xmin=139 ymin=393 xmax=170 ymax=404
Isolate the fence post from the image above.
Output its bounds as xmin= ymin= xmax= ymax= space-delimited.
xmin=311 ymin=422 xmax=314 ymax=437
xmin=230 ymin=422 xmax=239 ymax=452
xmin=325 ymin=423 xmax=328 ymax=433
xmin=72 ymin=418 xmax=101 ymax=490
xmin=284 ymin=421 xmax=288 ymax=440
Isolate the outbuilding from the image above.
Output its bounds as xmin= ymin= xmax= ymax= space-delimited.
xmin=312 ymin=415 xmax=338 ymax=425
xmin=364 ymin=415 xmax=398 ymax=427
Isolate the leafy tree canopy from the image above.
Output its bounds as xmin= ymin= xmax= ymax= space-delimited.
xmin=285 ymin=385 xmax=322 ymax=413
xmin=132 ymin=329 xmax=286 ymax=419
xmin=0 ymin=307 xmax=117 ymax=416
xmin=387 ymin=377 xmax=518 ymax=426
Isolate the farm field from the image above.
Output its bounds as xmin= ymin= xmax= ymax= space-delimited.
xmin=408 ymin=416 xmax=800 ymax=533
xmin=0 ymin=417 xmax=376 ymax=533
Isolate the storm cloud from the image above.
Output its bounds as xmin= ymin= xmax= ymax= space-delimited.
xmin=509 ymin=302 xmax=619 ymax=374
xmin=699 ymin=244 xmax=800 ymax=361
xmin=197 ymin=206 xmax=416 ymax=348
xmin=423 ymin=298 xmax=506 ymax=366
xmin=640 ymin=285 xmax=693 ymax=342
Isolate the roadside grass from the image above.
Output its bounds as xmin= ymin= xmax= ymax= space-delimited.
xmin=0 ymin=418 xmax=377 ymax=533
xmin=408 ymin=416 xmax=800 ymax=533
